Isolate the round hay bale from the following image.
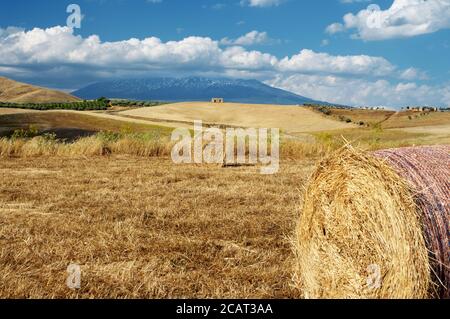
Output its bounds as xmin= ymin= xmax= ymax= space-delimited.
xmin=374 ymin=146 xmax=449 ymax=298
xmin=296 ymin=145 xmax=449 ymax=299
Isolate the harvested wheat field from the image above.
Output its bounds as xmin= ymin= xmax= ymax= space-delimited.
xmin=119 ymin=102 xmax=353 ymax=133
xmin=0 ymin=155 xmax=315 ymax=298
xmin=296 ymin=145 xmax=449 ymax=299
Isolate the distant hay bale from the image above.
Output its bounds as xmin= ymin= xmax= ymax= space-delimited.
xmin=295 ymin=145 xmax=449 ymax=299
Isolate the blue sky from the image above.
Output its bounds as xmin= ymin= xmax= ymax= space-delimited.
xmin=1 ymin=0 xmax=450 ymax=107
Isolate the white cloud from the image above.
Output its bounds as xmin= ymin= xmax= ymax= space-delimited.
xmin=326 ymin=23 xmax=345 ymax=34
xmin=220 ymin=31 xmax=272 ymax=46
xmin=278 ymin=49 xmax=396 ymax=76
xmin=0 ymin=26 xmax=221 ymax=68
xmin=399 ymin=67 xmax=428 ymax=80
xmin=240 ymin=0 xmax=283 ymax=8
xmin=328 ymin=0 xmax=450 ymax=40
xmin=0 ymin=25 xmax=446 ymax=107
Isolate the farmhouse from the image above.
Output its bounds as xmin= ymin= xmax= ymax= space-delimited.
xmin=211 ymin=97 xmax=224 ymax=103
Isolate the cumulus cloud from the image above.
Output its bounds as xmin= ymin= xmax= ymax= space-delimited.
xmin=327 ymin=0 xmax=450 ymax=41
xmin=0 ymin=26 xmax=221 ymax=68
xmin=278 ymin=49 xmax=396 ymax=76
xmin=0 ymin=25 xmax=446 ymax=107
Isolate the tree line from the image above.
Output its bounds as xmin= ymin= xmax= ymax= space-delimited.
xmin=0 ymin=98 xmax=110 ymax=111
xmin=111 ymin=100 xmax=166 ymax=107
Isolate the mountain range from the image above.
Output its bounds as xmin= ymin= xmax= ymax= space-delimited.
xmin=73 ymin=77 xmax=326 ymax=105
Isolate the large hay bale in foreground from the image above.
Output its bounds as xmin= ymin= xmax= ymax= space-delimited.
xmin=296 ymin=145 xmax=449 ymax=299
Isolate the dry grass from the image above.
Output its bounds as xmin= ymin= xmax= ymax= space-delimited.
xmin=0 ymin=76 xmax=79 ymax=103
xmin=0 ymin=155 xmax=315 ymax=298
xmin=295 ymin=146 xmax=431 ymax=299
xmin=0 ymin=128 xmax=335 ymax=161
xmin=0 ymin=135 xmax=173 ymax=158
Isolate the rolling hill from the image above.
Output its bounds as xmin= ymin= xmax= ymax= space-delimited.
xmin=73 ymin=77 xmax=327 ymax=105
xmin=0 ymin=77 xmax=80 ymax=103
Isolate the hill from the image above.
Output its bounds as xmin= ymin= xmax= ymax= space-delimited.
xmin=72 ymin=77 xmax=328 ymax=105
xmin=0 ymin=77 xmax=80 ymax=103
xmin=118 ymin=102 xmax=352 ymax=133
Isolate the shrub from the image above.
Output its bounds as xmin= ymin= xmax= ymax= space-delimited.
xmin=12 ymin=125 xmax=40 ymax=139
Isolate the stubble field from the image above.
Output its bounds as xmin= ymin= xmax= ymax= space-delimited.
xmin=0 ymin=156 xmax=312 ymax=298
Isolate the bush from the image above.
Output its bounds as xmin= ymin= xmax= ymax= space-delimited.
xmin=12 ymin=125 xmax=40 ymax=139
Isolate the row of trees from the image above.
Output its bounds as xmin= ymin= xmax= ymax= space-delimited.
xmin=304 ymin=103 xmax=350 ymax=110
xmin=0 ymin=98 xmax=110 ymax=111
xmin=111 ymin=99 xmax=166 ymax=107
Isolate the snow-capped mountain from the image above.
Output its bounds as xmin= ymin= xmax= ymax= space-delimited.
xmin=72 ymin=77 xmax=327 ymax=105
